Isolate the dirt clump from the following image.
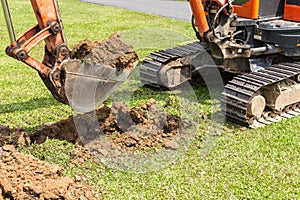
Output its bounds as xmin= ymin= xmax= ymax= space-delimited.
xmin=0 ymin=125 xmax=30 ymax=147
xmin=71 ymin=32 xmax=138 ymax=70
xmin=99 ymin=100 xmax=181 ymax=151
xmin=0 ymin=145 xmax=97 ymax=200
xmin=0 ymin=125 xmax=13 ymax=146
xmin=31 ymin=119 xmax=79 ymax=145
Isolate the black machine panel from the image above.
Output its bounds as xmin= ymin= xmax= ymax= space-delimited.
xmin=286 ymin=0 xmax=300 ymax=6
xmin=259 ymin=0 xmax=284 ymax=18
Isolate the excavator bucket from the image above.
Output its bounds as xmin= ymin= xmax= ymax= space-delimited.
xmin=62 ymin=60 xmax=134 ymax=112
xmin=61 ymin=33 xmax=138 ymax=112
xmin=40 ymin=33 xmax=139 ymax=112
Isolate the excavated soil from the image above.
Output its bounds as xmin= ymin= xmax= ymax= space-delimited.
xmin=71 ymin=32 xmax=138 ymax=70
xmin=0 ymin=99 xmax=183 ymax=151
xmin=0 ymin=126 xmax=97 ymax=199
xmin=0 ymin=98 xmax=185 ymax=198
xmin=0 ymin=145 xmax=97 ymax=200
xmin=0 ymin=99 xmax=183 ymax=150
xmin=0 ymin=125 xmax=30 ymax=147
xmin=30 ymin=99 xmax=182 ymax=151
xmin=97 ymin=99 xmax=182 ymax=151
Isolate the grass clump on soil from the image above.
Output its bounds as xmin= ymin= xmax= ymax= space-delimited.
xmin=0 ymin=0 xmax=299 ymax=199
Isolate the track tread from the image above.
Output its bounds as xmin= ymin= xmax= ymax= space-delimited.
xmin=222 ymin=62 xmax=300 ymax=127
xmin=140 ymin=41 xmax=204 ymax=86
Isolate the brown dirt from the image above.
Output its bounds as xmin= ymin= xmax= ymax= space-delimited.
xmin=30 ymin=99 xmax=182 ymax=151
xmin=0 ymin=127 xmax=97 ymax=199
xmin=0 ymin=125 xmax=30 ymax=147
xmin=0 ymin=99 xmax=184 ymax=198
xmin=0 ymin=145 xmax=97 ymax=200
xmin=100 ymin=99 xmax=181 ymax=151
xmin=71 ymin=32 xmax=138 ymax=70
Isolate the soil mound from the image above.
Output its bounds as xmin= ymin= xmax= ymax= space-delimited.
xmin=0 ymin=145 xmax=97 ymax=200
xmin=31 ymin=99 xmax=182 ymax=151
xmin=100 ymin=100 xmax=181 ymax=151
xmin=71 ymin=32 xmax=138 ymax=70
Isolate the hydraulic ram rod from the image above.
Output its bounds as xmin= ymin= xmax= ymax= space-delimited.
xmin=1 ymin=0 xmax=16 ymax=44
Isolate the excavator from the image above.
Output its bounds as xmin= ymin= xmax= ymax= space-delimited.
xmin=1 ymin=0 xmax=300 ymax=127
xmin=140 ymin=0 xmax=300 ymax=127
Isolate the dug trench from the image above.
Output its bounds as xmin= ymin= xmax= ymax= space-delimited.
xmin=0 ymin=33 xmax=191 ymax=199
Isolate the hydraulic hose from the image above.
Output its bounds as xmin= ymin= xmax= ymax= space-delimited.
xmin=1 ymin=0 xmax=16 ymax=44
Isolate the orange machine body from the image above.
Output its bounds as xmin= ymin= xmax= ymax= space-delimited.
xmin=189 ymin=0 xmax=210 ymax=37
xmin=284 ymin=0 xmax=300 ymax=22
xmin=232 ymin=0 xmax=260 ymax=19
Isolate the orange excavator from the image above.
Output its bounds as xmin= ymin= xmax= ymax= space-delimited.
xmin=2 ymin=0 xmax=300 ymax=127
xmin=141 ymin=0 xmax=300 ymax=127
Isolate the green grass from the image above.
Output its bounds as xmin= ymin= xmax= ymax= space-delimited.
xmin=1 ymin=0 xmax=300 ymax=199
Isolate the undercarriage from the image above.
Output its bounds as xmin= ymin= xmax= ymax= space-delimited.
xmin=140 ymin=42 xmax=300 ymax=127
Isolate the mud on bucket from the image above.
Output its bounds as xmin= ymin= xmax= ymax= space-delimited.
xmin=62 ymin=60 xmax=134 ymax=112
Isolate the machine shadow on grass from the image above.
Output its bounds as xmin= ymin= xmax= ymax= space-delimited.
xmin=0 ymin=96 xmax=60 ymax=113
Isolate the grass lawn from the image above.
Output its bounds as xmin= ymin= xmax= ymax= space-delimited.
xmin=0 ymin=0 xmax=299 ymax=199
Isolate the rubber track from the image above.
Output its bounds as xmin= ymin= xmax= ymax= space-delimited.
xmin=140 ymin=41 xmax=205 ymax=86
xmin=221 ymin=62 xmax=300 ymax=127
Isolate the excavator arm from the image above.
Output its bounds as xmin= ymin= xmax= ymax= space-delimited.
xmin=1 ymin=0 xmax=136 ymax=112
xmin=1 ymin=0 xmax=70 ymax=104
xmin=188 ymin=0 xmax=210 ymax=37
